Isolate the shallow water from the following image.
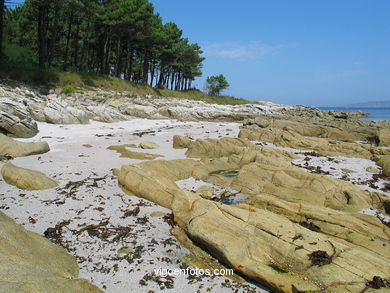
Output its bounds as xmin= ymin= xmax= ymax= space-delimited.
xmin=319 ymin=107 xmax=390 ymax=121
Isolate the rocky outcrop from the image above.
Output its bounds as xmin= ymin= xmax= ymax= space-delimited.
xmin=117 ymin=154 xmax=390 ymax=293
xmin=0 ymin=212 xmax=102 ymax=293
xmin=0 ymin=82 xmax=288 ymax=124
xmin=242 ymin=116 xmax=380 ymax=143
xmin=2 ymin=82 xmax=378 ymax=126
xmin=178 ymin=136 xmax=385 ymax=212
xmin=0 ymin=134 xmax=50 ymax=157
xmin=238 ymin=126 xmax=390 ymax=159
xmin=0 ymin=98 xmax=38 ymax=138
xmin=30 ymin=99 xmax=90 ymax=124
xmin=1 ymin=163 xmax=58 ymax=190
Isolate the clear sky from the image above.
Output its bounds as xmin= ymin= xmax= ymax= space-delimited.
xmin=10 ymin=0 xmax=390 ymax=106
xmin=150 ymin=0 xmax=390 ymax=106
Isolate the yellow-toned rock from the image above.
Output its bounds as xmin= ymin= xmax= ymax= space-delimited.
xmin=0 ymin=133 xmax=49 ymax=157
xmin=138 ymin=141 xmax=159 ymax=149
xmin=117 ymin=157 xmax=390 ymax=293
xmin=1 ymin=163 xmax=58 ymax=190
xmin=195 ymin=185 xmax=214 ymax=197
xmin=0 ymin=212 xmax=102 ymax=293
xmin=172 ymin=135 xmax=191 ymax=149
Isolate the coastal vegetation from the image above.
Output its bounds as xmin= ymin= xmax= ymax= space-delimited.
xmin=205 ymin=74 xmax=229 ymax=96
xmin=1 ymin=0 xmax=204 ymax=91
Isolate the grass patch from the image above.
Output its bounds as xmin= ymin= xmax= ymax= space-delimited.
xmin=61 ymin=85 xmax=79 ymax=94
xmin=156 ymin=88 xmax=257 ymax=105
xmin=0 ymin=65 xmax=257 ymax=105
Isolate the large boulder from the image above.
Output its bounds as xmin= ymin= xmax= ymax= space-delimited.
xmin=117 ymin=158 xmax=390 ymax=293
xmin=1 ymin=163 xmax=58 ymax=190
xmin=0 ymin=134 xmax=50 ymax=157
xmin=0 ymin=212 xmax=102 ymax=293
xmin=0 ymin=98 xmax=38 ymax=138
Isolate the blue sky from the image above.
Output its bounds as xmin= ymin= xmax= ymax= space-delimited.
xmin=10 ymin=0 xmax=390 ymax=106
xmin=150 ymin=0 xmax=390 ymax=106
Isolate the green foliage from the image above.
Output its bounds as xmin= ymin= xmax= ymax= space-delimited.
xmin=3 ymin=0 xmax=204 ymax=91
xmin=61 ymin=85 xmax=78 ymax=94
xmin=206 ymin=74 xmax=229 ymax=96
xmin=3 ymin=42 xmax=37 ymax=68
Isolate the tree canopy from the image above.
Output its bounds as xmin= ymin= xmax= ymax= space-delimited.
xmin=1 ymin=0 xmax=205 ymax=90
xmin=206 ymin=74 xmax=229 ymax=96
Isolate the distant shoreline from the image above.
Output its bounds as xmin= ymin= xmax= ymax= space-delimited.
xmin=319 ymin=106 xmax=390 ymax=121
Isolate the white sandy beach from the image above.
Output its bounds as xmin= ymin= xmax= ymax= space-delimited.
xmin=0 ymin=119 xmax=268 ymax=293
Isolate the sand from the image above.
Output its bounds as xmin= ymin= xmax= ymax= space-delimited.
xmin=0 ymin=119 xmax=266 ymax=293
xmin=1 ymin=118 xmax=389 ymax=292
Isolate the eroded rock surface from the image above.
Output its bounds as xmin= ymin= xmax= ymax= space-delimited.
xmin=1 ymin=163 xmax=58 ymax=190
xmin=116 ymin=134 xmax=390 ymax=293
xmin=0 ymin=212 xmax=102 ymax=293
xmin=0 ymin=133 xmax=49 ymax=157
xmin=0 ymin=98 xmax=38 ymax=137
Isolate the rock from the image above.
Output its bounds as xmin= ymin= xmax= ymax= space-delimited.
xmin=238 ymin=126 xmax=390 ymax=159
xmin=1 ymin=163 xmax=58 ymax=190
xmin=366 ymin=166 xmax=379 ymax=174
xmin=180 ymin=137 xmax=384 ymax=213
xmin=0 ymin=212 xmax=102 ymax=293
xmin=117 ymin=157 xmax=390 ymax=293
xmin=172 ymin=135 xmax=191 ymax=149
xmin=150 ymin=211 xmax=167 ymax=217
xmin=43 ymin=100 xmax=89 ymax=124
xmin=0 ymin=98 xmax=38 ymax=138
xmin=107 ymin=144 xmax=162 ymax=160
xmin=195 ymin=185 xmax=214 ymax=197
xmin=376 ymin=155 xmax=390 ymax=178
xmin=138 ymin=141 xmax=159 ymax=149
xmin=378 ymin=128 xmax=390 ymax=147
xmin=0 ymin=134 xmax=50 ymax=157
xmin=117 ymin=247 xmax=133 ymax=254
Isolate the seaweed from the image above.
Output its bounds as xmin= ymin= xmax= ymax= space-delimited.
xmin=299 ymin=219 xmax=321 ymax=232
xmin=365 ymin=276 xmax=390 ymax=289
xmin=209 ymin=169 xmax=239 ymax=178
xmin=307 ymin=250 xmax=332 ymax=266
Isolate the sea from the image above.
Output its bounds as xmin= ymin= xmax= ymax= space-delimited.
xmin=319 ymin=107 xmax=390 ymax=121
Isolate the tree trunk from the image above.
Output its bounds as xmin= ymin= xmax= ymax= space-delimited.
xmin=142 ymin=50 xmax=149 ymax=84
xmin=157 ymin=64 xmax=164 ymax=88
xmin=47 ymin=0 xmax=61 ymax=68
xmin=127 ymin=47 xmax=134 ymax=81
xmin=37 ymin=1 xmax=49 ymax=68
xmin=150 ymin=60 xmax=156 ymax=87
xmin=62 ymin=9 xmax=73 ymax=70
xmin=79 ymin=20 xmax=90 ymax=72
xmin=115 ymin=39 xmax=122 ymax=77
xmin=0 ymin=0 xmax=5 ymax=62
xmin=73 ymin=19 xmax=80 ymax=69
